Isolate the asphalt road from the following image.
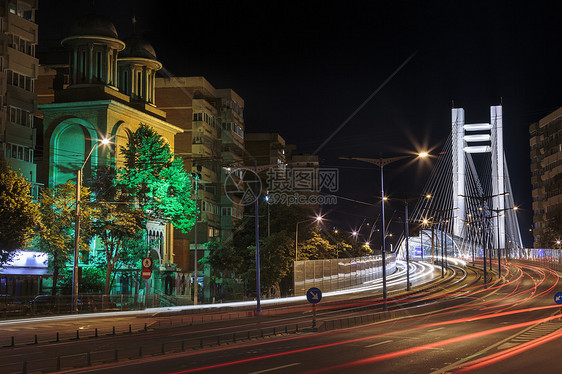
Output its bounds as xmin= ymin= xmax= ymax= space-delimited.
xmin=1 ymin=260 xmax=560 ymax=373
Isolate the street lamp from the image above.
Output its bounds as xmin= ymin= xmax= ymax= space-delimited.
xmin=295 ymin=216 xmax=323 ymax=260
xmin=458 ymin=192 xmax=508 ymax=289
xmin=73 ymin=137 xmax=111 ymax=312
xmin=191 ymin=173 xmax=200 ymax=306
xmin=489 ymin=205 xmax=517 ymax=278
xmin=340 ymin=152 xmax=428 ymax=309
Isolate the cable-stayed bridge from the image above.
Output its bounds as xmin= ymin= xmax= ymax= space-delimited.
xmin=397 ymin=105 xmax=524 ymax=263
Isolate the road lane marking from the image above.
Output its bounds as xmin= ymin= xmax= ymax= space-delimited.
xmin=366 ymin=339 xmax=392 ymax=348
xmin=249 ymin=362 xmax=301 ymax=373
xmin=428 ymin=327 xmax=445 ymax=332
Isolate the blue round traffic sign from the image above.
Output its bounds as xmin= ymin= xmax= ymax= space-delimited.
xmin=306 ymin=287 xmax=322 ymax=304
xmin=554 ymin=292 xmax=562 ymax=305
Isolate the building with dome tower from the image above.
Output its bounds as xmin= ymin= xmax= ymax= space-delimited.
xmin=36 ymin=10 xmax=184 ymax=297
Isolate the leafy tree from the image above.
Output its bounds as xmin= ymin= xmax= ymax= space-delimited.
xmin=89 ymin=167 xmax=145 ymax=294
xmin=36 ymin=181 xmax=95 ymax=294
xmin=299 ymin=230 xmax=337 ymax=260
xmin=259 ymin=232 xmax=293 ymax=297
xmin=0 ymin=165 xmax=39 ymax=265
xmin=117 ymin=123 xmax=196 ymax=233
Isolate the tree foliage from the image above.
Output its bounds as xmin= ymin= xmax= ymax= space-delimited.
xmin=0 ymin=165 xmax=39 ymax=265
xmin=117 ymin=123 xmax=196 ymax=233
xmin=90 ymin=167 xmax=145 ymax=294
xmin=36 ymin=181 xmax=95 ymax=294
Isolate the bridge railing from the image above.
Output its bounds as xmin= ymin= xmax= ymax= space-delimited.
xmin=293 ymin=254 xmax=396 ymax=296
xmin=507 ymin=247 xmax=562 ymax=272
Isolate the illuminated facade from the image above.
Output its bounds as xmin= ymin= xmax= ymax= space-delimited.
xmin=0 ymin=0 xmax=39 ymax=194
xmin=530 ymin=108 xmax=562 ymax=247
xmin=155 ymin=77 xmax=245 ymax=274
xmin=36 ymin=12 xmax=183 ymax=281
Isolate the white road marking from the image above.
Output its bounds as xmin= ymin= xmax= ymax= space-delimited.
xmin=249 ymin=362 xmax=301 ymax=374
xmin=428 ymin=327 xmax=445 ymax=332
xmin=366 ymin=339 xmax=393 ymax=348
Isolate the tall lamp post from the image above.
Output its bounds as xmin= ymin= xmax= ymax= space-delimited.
xmin=73 ymin=137 xmax=111 ymax=312
xmin=295 ymin=216 xmax=323 ymax=260
xmin=340 ymin=152 xmax=428 ymax=310
xmin=459 ymin=192 xmax=508 ymax=289
xmin=489 ymin=206 xmax=517 ymax=278
xmin=191 ymin=173 xmax=200 ymax=306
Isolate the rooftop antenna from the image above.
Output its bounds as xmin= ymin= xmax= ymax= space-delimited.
xmin=452 ymin=99 xmax=455 ymax=108
xmin=500 ymin=96 xmax=503 ymax=105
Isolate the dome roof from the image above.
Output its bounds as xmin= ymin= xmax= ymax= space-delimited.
xmin=69 ymin=11 xmax=119 ymax=39
xmin=120 ymin=34 xmax=157 ymax=60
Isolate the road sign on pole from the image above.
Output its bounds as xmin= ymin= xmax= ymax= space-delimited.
xmin=142 ymin=257 xmax=153 ymax=269
xmin=142 ymin=268 xmax=152 ymax=280
xmin=306 ymin=287 xmax=322 ymax=304
xmin=306 ymin=287 xmax=322 ymax=331
xmin=555 ymin=292 xmax=562 ymax=304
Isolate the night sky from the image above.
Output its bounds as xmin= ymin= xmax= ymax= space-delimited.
xmin=38 ymin=1 xmax=562 ymax=246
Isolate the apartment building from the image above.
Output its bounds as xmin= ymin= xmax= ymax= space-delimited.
xmin=530 ymin=107 xmax=562 ymax=247
xmin=0 ymin=0 xmax=39 ymax=194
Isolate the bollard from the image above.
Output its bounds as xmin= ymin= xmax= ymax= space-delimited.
xmin=95 ymin=328 xmax=98 ymax=337
xmin=56 ymin=332 xmax=59 ymax=342
xmin=22 ymin=361 xmax=27 ymax=374
xmin=56 ymin=356 xmax=61 ymax=370
xmin=112 ymin=326 xmax=115 ymax=335
xmin=114 ymin=349 xmax=118 ymax=362
xmin=139 ymin=346 xmax=142 ymax=357
xmin=296 ymin=323 xmax=299 ymax=332
xmin=285 ymin=325 xmax=288 ymax=334
xmin=11 ymin=336 xmax=14 ymax=347
xmin=76 ymin=330 xmax=80 ymax=340
xmin=273 ymin=327 xmax=276 ymax=336
xmin=34 ymin=334 xmax=38 ymax=344
xmin=200 ymin=338 xmax=203 ymax=348
xmin=87 ymin=352 xmax=91 ymax=366
xmin=217 ymin=336 xmax=220 ymax=345
xmin=248 ymin=331 xmax=251 ymax=340
xmin=233 ymin=333 xmax=236 ymax=343
xmin=129 ymin=324 xmax=132 ymax=333
xmin=161 ymin=343 xmax=165 ymax=354
xmin=181 ymin=340 xmax=185 ymax=351
xmin=260 ymin=330 xmax=263 ymax=338
xmin=144 ymin=323 xmax=147 ymax=331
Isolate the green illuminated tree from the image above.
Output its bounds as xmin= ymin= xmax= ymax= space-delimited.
xmin=118 ymin=123 xmax=196 ymax=233
xmin=36 ymin=181 xmax=95 ymax=294
xmin=0 ymin=165 xmax=38 ymax=265
xmin=89 ymin=167 xmax=146 ymax=294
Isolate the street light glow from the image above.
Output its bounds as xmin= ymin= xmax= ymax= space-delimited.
xmin=419 ymin=152 xmax=429 ymax=158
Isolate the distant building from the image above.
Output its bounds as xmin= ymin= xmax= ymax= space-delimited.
xmin=530 ymin=108 xmax=562 ymax=247
xmin=155 ymin=77 xmax=246 ymax=298
xmin=244 ymin=132 xmax=286 ymax=167
xmin=0 ymin=0 xmax=39 ymax=195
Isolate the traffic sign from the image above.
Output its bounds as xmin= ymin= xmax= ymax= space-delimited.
xmin=142 ymin=268 xmax=152 ymax=280
xmin=554 ymin=292 xmax=562 ymax=304
xmin=142 ymin=257 xmax=153 ymax=269
xmin=306 ymin=287 xmax=322 ymax=304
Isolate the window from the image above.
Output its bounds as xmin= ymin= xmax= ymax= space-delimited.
xmin=122 ymin=71 xmax=129 ymax=94
xmin=6 ymin=143 xmax=33 ymax=162
xmin=96 ymin=51 xmax=102 ymax=79
xmin=81 ymin=51 xmax=86 ymax=80
xmin=136 ymin=71 xmax=142 ymax=96
xmin=8 ymin=106 xmax=33 ymax=128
